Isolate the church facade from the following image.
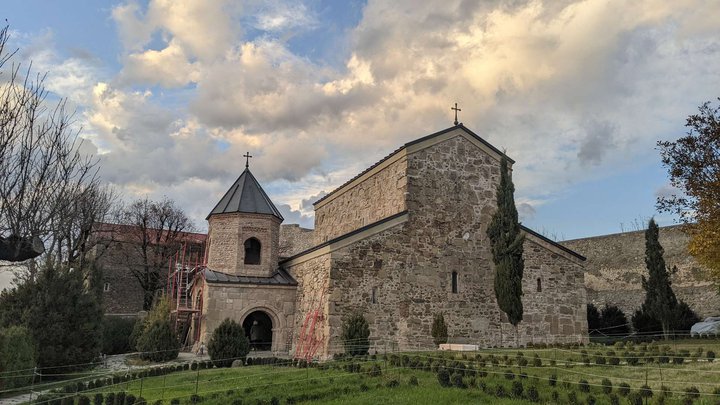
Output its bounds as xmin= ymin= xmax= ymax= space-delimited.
xmin=190 ymin=125 xmax=588 ymax=358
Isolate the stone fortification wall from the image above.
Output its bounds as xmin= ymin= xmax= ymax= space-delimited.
xmin=279 ymin=224 xmax=315 ymax=258
xmin=561 ymin=226 xmax=720 ymax=318
xmin=199 ymin=283 xmax=296 ymax=352
xmin=313 ymin=155 xmax=407 ymax=244
xmin=95 ymin=241 xmax=148 ymax=315
xmin=206 ymin=213 xmax=280 ymax=277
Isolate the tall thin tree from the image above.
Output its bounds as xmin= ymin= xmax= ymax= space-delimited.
xmin=641 ymin=218 xmax=678 ymax=339
xmin=487 ymin=155 xmax=525 ymax=331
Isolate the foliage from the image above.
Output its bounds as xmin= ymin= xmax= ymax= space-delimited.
xmin=341 ymin=312 xmax=370 ymax=356
xmin=599 ymin=305 xmax=630 ymax=335
xmin=102 ymin=316 xmax=137 ymax=355
xmin=486 ymin=155 xmax=525 ymax=326
xmin=632 ymin=299 xmax=699 ymax=336
xmin=587 ymin=304 xmax=602 ymax=335
xmin=136 ymin=297 xmax=179 ymax=362
xmin=436 ymin=368 xmax=451 ymax=387
xmin=657 ymin=99 xmax=720 ymax=280
xmin=431 ymin=313 xmax=448 ymax=346
xmin=640 ymin=219 xmax=678 ymax=338
xmin=0 ymin=264 xmax=103 ymax=371
xmin=0 ymin=326 xmax=36 ymax=389
xmin=0 ymin=24 xmax=107 ymax=265
xmin=208 ymin=318 xmax=249 ymax=368
xmin=116 ymin=197 xmax=195 ymax=310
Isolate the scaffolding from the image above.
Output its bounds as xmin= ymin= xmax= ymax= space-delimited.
xmin=166 ymin=240 xmax=206 ymax=349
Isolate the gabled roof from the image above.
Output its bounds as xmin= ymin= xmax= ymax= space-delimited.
xmin=207 ymin=168 xmax=284 ymax=220
xmin=314 ymin=124 xmax=514 ymax=206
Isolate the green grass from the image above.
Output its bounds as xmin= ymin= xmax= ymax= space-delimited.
xmin=33 ymin=339 xmax=720 ymax=404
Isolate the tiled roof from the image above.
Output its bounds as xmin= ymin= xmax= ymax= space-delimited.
xmin=202 ymin=267 xmax=297 ymax=286
xmin=207 ymin=168 xmax=283 ymax=220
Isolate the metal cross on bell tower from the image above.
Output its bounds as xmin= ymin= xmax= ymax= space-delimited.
xmin=451 ymin=103 xmax=461 ymax=126
xmin=243 ymin=152 xmax=253 ymax=169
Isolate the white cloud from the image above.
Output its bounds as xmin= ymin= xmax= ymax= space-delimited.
xmin=19 ymin=0 xmax=720 ymax=232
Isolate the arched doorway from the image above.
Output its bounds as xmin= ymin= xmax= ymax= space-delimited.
xmin=242 ymin=310 xmax=273 ymax=351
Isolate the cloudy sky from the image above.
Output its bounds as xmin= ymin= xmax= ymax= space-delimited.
xmin=3 ymin=0 xmax=719 ymax=240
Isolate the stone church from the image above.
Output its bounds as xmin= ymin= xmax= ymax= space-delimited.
xmin=188 ymin=124 xmax=588 ymax=358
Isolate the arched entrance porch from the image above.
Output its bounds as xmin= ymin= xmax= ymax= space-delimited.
xmin=242 ymin=310 xmax=273 ymax=351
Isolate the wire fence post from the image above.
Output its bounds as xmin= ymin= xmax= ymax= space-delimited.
xmin=29 ymin=366 xmax=37 ymax=404
xmin=162 ymin=374 xmax=166 ymax=401
xmin=194 ymin=364 xmax=200 ymax=395
xmin=139 ymin=377 xmax=144 ymax=399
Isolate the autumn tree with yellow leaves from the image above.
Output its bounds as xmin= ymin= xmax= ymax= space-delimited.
xmin=657 ymin=99 xmax=720 ymax=287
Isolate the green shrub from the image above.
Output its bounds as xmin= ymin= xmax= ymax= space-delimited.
xmin=367 ymin=363 xmax=381 ymax=377
xmin=608 ymin=393 xmax=619 ymax=405
xmin=408 ymin=375 xmax=418 ymax=386
xmin=601 ymin=378 xmax=612 ymax=394
xmin=640 ymin=384 xmax=653 ymax=398
xmin=208 ymin=318 xmax=249 ymax=368
xmin=93 ymin=393 xmax=103 ymax=405
xmin=431 ymin=313 xmax=448 ymax=346
xmin=587 ymin=394 xmax=596 ymax=405
xmin=136 ymin=298 xmax=179 ymax=362
xmin=77 ymin=395 xmax=91 ymax=405
xmin=627 ymin=391 xmax=643 ymax=405
xmin=618 ymin=382 xmax=631 ymax=396
xmin=102 ymin=317 xmax=137 ymax=355
xmin=511 ymin=381 xmax=524 ymax=398
xmin=451 ymin=373 xmax=466 ymax=388
xmin=495 ymin=384 xmax=506 ymax=398
xmin=126 ymin=394 xmax=136 ymax=405
xmin=341 ymin=313 xmax=370 ymax=356
xmin=437 ymin=368 xmax=450 ymax=387
xmin=0 ymin=326 xmax=36 ymax=389
xmin=532 ymin=354 xmax=542 ymax=367
xmin=684 ymin=386 xmax=700 ymax=399
xmin=579 ymin=379 xmax=590 ymax=392
xmin=568 ymin=391 xmax=579 ymax=405
xmin=707 ymin=350 xmax=715 ymax=362
xmin=105 ymin=392 xmax=115 ymax=404
xmin=527 ymin=385 xmax=539 ymax=402
xmin=504 ymin=370 xmax=515 ymax=380
xmin=548 ymin=374 xmax=557 ymax=386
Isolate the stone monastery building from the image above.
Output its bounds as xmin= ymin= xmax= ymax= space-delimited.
xmin=189 ymin=124 xmax=588 ymax=358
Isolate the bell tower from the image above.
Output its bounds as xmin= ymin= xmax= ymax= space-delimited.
xmin=205 ymin=160 xmax=283 ymax=277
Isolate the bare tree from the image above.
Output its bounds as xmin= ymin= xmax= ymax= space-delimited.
xmin=0 ymin=25 xmax=99 ymax=264
xmin=117 ymin=197 xmax=195 ymax=310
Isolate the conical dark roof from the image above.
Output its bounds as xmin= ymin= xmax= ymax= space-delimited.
xmin=207 ymin=168 xmax=284 ymax=220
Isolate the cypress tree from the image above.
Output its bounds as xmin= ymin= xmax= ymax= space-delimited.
xmin=431 ymin=313 xmax=448 ymax=346
xmin=641 ymin=218 xmax=678 ymax=339
xmin=487 ymin=155 xmax=525 ymax=328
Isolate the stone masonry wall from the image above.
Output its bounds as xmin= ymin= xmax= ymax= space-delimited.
xmin=207 ymin=213 xmax=280 ymax=277
xmin=95 ymin=240 xmax=147 ymax=315
xmin=323 ymin=133 xmax=587 ymax=355
xmin=279 ymin=224 xmax=315 ymax=258
xmin=561 ymin=226 xmax=720 ymax=318
xmin=313 ymin=155 xmax=407 ymax=244
xmin=199 ymin=283 xmax=296 ymax=353
xmin=284 ymin=254 xmax=332 ymax=357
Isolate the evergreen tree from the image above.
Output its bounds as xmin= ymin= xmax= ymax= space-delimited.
xmin=641 ymin=219 xmax=678 ymax=339
xmin=136 ymin=297 xmax=180 ymax=361
xmin=487 ymin=155 xmax=525 ymax=327
xmin=341 ymin=313 xmax=370 ymax=356
xmin=208 ymin=318 xmax=249 ymax=367
xmin=431 ymin=313 xmax=448 ymax=346
xmin=586 ymin=304 xmax=602 ymax=336
xmin=0 ymin=326 xmax=36 ymax=389
xmin=0 ymin=265 xmax=103 ymax=372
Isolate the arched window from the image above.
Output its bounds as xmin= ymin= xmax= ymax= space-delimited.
xmin=244 ymin=237 xmax=261 ymax=265
xmin=451 ymin=271 xmax=458 ymax=293
xmin=536 ymin=278 xmax=542 ymax=292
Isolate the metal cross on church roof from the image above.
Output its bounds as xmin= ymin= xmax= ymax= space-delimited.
xmin=244 ymin=152 xmax=252 ymax=168
xmin=451 ymin=102 xmax=461 ymax=125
